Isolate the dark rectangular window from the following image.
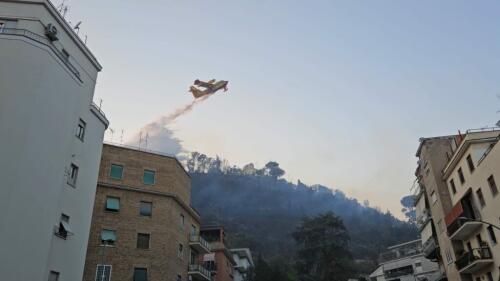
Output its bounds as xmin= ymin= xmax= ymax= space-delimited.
xmin=180 ymin=214 xmax=185 ymax=229
xmin=76 ymin=119 xmax=86 ymax=141
xmin=476 ymin=188 xmax=486 ymax=208
xmin=143 ymin=170 xmax=155 ymax=185
xmin=48 ymin=271 xmax=59 ymax=281
xmin=105 ymin=197 xmax=120 ymax=212
xmin=466 ymin=155 xmax=475 ymax=172
xmin=177 ymin=275 xmax=182 ymax=281
xmin=133 ymin=268 xmax=148 ymax=281
xmin=487 ymin=272 xmax=493 ymax=281
xmin=488 ymin=175 xmax=498 ymax=196
xmin=139 ymin=201 xmax=152 ymax=217
xmin=488 ymin=225 xmax=497 ymax=245
xmin=137 ymin=233 xmax=150 ymax=249
xmin=56 ymin=213 xmax=70 ymax=239
xmin=458 ymin=167 xmax=465 ymax=184
xmin=178 ymin=243 xmax=183 ymax=258
xmin=95 ymin=265 xmax=111 ymax=281
xmin=68 ymin=163 xmax=79 ymax=186
xmin=449 ymin=179 xmax=457 ymax=194
xmin=109 ymin=164 xmax=123 ymax=180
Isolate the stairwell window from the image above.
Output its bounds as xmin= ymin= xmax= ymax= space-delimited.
xmin=95 ymin=265 xmax=112 ymax=281
xmin=476 ymin=188 xmax=486 ymax=208
xmin=76 ymin=119 xmax=86 ymax=141
xmin=458 ymin=167 xmax=465 ymax=184
xmin=466 ymin=155 xmax=475 ymax=172
xmin=140 ymin=201 xmax=152 ymax=217
xmin=67 ymin=163 xmax=79 ymax=187
xmin=100 ymin=229 xmax=116 ymax=246
xmin=137 ymin=233 xmax=150 ymax=249
xmin=488 ymin=175 xmax=498 ymax=197
xmin=133 ymin=268 xmax=148 ymax=281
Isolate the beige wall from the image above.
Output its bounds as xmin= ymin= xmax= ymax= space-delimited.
xmin=443 ymin=131 xmax=500 ymax=281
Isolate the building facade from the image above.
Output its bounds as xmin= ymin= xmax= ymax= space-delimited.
xmin=441 ymin=129 xmax=500 ymax=281
xmin=83 ymin=144 xmax=211 ymax=281
xmin=201 ymin=226 xmax=236 ymax=281
xmin=415 ymin=135 xmax=461 ymax=281
xmin=0 ymin=1 xmax=108 ymax=280
xmin=231 ymin=248 xmax=254 ymax=281
xmin=369 ymin=239 xmax=440 ymax=281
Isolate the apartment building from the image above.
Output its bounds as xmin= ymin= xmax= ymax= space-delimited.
xmin=369 ymin=239 xmax=440 ymax=281
xmin=231 ymin=248 xmax=254 ymax=281
xmin=415 ymin=135 xmax=461 ymax=281
xmin=201 ymin=225 xmax=237 ymax=281
xmin=83 ymin=144 xmax=212 ymax=281
xmin=441 ymin=129 xmax=500 ymax=281
xmin=0 ymin=1 xmax=108 ymax=280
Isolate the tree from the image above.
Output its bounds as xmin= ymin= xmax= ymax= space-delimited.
xmin=292 ymin=212 xmax=354 ymax=281
xmin=400 ymin=195 xmax=416 ymax=224
xmin=264 ymin=161 xmax=285 ymax=178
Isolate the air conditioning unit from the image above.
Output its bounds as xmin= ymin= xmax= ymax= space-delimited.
xmin=45 ymin=23 xmax=58 ymax=41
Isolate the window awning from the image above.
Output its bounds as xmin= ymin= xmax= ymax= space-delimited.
xmin=203 ymin=253 xmax=215 ymax=261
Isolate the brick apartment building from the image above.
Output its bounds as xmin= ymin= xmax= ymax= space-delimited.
xmin=83 ymin=143 xmax=211 ymax=281
xmin=201 ymin=225 xmax=236 ymax=281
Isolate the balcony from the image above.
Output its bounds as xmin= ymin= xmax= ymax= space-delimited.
xmin=447 ymin=216 xmax=482 ymax=241
xmin=455 ymin=247 xmax=494 ymax=274
xmin=188 ymin=264 xmax=212 ymax=281
xmin=384 ymin=265 xmax=414 ymax=279
xmin=422 ymin=237 xmax=439 ymax=260
xmin=416 ymin=209 xmax=431 ymax=231
xmin=189 ymin=235 xmax=211 ymax=254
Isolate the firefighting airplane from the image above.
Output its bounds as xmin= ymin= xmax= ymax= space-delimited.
xmin=189 ymin=79 xmax=229 ymax=98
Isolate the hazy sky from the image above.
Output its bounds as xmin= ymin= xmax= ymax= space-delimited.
xmin=67 ymin=0 xmax=500 ymax=218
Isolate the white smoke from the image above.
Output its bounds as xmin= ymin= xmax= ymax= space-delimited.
xmin=125 ymin=95 xmax=211 ymax=155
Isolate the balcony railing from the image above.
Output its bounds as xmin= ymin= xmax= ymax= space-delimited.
xmin=188 ymin=264 xmax=212 ymax=281
xmin=455 ymin=247 xmax=493 ymax=274
xmin=0 ymin=28 xmax=82 ymax=82
xmin=189 ymin=235 xmax=211 ymax=253
xmin=447 ymin=214 xmax=482 ymax=240
xmin=384 ymin=265 xmax=414 ymax=279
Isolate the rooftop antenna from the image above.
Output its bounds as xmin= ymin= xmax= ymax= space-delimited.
xmin=139 ymin=131 xmax=143 ymax=148
xmin=120 ymin=129 xmax=124 ymax=144
xmin=73 ymin=21 xmax=82 ymax=35
xmin=109 ymin=128 xmax=115 ymax=142
xmin=84 ymin=35 xmax=88 ymax=44
xmin=57 ymin=0 xmax=66 ymax=13
xmin=62 ymin=5 xmax=69 ymax=18
xmin=145 ymin=133 xmax=149 ymax=149
xmin=99 ymin=98 xmax=103 ymax=110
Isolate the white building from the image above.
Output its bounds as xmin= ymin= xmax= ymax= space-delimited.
xmin=231 ymin=248 xmax=254 ymax=281
xmin=370 ymin=240 xmax=440 ymax=281
xmin=0 ymin=1 xmax=108 ymax=280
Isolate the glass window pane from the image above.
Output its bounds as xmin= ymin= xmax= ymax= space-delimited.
xmin=133 ymin=268 xmax=148 ymax=281
xmin=140 ymin=202 xmax=152 ymax=216
xmin=106 ymin=197 xmax=120 ymax=212
xmin=143 ymin=170 xmax=155 ymax=185
xmin=110 ymin=164 xmax=123 ymax=180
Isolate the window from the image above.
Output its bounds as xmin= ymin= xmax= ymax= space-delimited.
xmin=100 ymin=229 xmax=116 ymax=246
xmin=56 ymin=214 xmax=71 ymax=239
xmin=95 ymin=265 xmax=112 ymax=281
xmin=449 ymin=179 xmax=457 ymax=194
xmin=133 ymin=268 xmax=148 ymax=281
xmin=178 ymin=243 xmax=184 ymax=259
xmin=487 ymin=272 xmax=494 ymax=281
xmin=0 ymin=22 xmax=4 ymax=33
xmin=414 ymin=261 xmax=422 ymax=273
xmin=476 ymin=188 xmax=486 ymax=208
xmin=488 ymin=175 xmax=498 ymax=196
xmin=180 ymin=214 xmax=185 ymax=229
xmin=67 ymin=163 xmax=79 ymax=186
xmin=143 ymin=170 xmax=155 ymax=185
xmin=105 ymin=197 xmax=120 ymax=212
xmin=176 ymin=275 xmax=182 ymax=281
xmin=487 ymin=225 xmax=497 ymax=245
xmin=445 ymin=248 xmax=453 ymax=264
xmin=76 ymin=119 xmax=86 ymax=141
xmin=109 ymin=164 xmax=123 ymax=180
xmin=0 ymin=19 xmax=16 ymax=33
xmin=139 ymin=201 xmax=152 ymax=217
xmin=466 ymin=155 xmax=475 ymax=172
xmin=137 ymin=233 xmax=150 ymax=249
xmin=191 ymin=225 xmax=197 ymax=236
xmin=458 ymin=167 xmax=465 ymax=184
xmin=48 ymin=271 xmax=59 ymax=281
xmin=430 ymin=191 xmax=437 ymax=205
